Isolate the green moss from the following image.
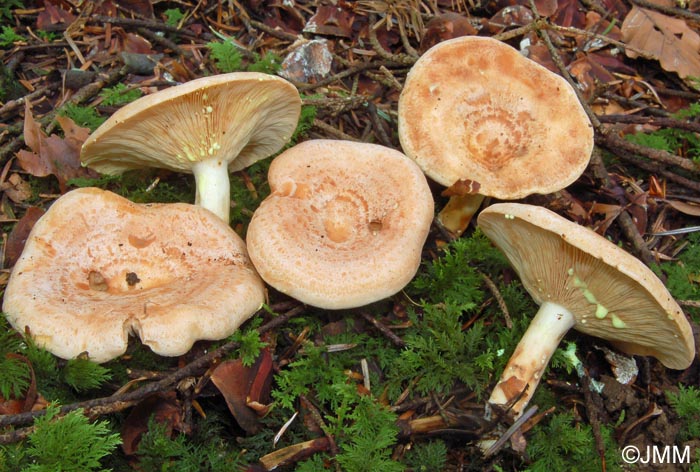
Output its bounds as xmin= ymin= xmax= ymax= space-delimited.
xmin=403 ymin=440 xmax=448 ymax=471
xmin=626 ymin=103 xmax=700 ymax=163
xmin=58 ymin=103 xmax=106 ymax=132
xmin=654 ymin=232 xmax=700 ymax=321
xmin=667 ymin=385 xmax=700 ymax=441
xmin=135 ymin=417 xmax=248 ymax=471
xmin=525 ymin=412 xmax=621 ymax=472
xmin=1 ymin=404 xmax=121 ymax=472
xmin=62 ymin=358 xmax=112 ymax=393
xmin=99 ymin=83 xmax=143 ymax=106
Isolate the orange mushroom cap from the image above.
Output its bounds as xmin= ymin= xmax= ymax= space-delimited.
xmin=399 ymin=36 xmax=593 ymax=199
xmin=246 ymin=139 xmax=434 ymax=309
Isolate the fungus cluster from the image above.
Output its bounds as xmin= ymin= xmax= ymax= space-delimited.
xmin=2 ymin=37 xmax=696 ymax=441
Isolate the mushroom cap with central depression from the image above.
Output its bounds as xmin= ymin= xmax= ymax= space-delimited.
xmin=398 ymin=36 xmax=593 ymax=199
xmin=478 ymin=203 xmax=695 ymax=369
xmin=2 ymin=188 xmax=266 ymax=363
xmin=246 ymin=139 xmax=434 ymax=310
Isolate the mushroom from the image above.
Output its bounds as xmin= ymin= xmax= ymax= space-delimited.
xmin=477 ymin=202 xmax=695 ymax=418
xmin=80 ymin=72 xmax=301 ymax=223
xmin=2 ymin=187 xmax=266 ymax=363
xmin=246 ymin=139 xmax=434 ymax=310
xmin=398 ymin=36 xmax=593 ymax=235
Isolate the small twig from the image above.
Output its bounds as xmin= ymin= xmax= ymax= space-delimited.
xmin=136 ymin=27 xmax=187 ymax=57
xmin=596 ymin=114 xmax=700 ymax=133
xmin=311 ymin=119 xmax=360 ymax=141
xmin=0 ymin=425 xmax=36 ymax=444
xmin=481 ymin=272 xmax=512 ymax=329
xmin=366 ymin=102 xmax=393 ymax=147
xmin=299 ymin=394 xmax=341 ymax=471
xmin=360 ymin=312 xmax=406 ymax=348
xmin=597 ymin=130 xmax=699 ymax=173
xmin=297 ymin=60 xmax=406 ymax=92
xmin=0 ymin=87 xmax=51 ymax=118
xmin=613 ymin=147 xmax=700 ymax=193
xmin=88 ymin=15 xmax=191 ymax=36
xmin=368 ymin=15 xmax=416 ymax=66
xmin=618 ymin=403 xmax=663 ymax=445
xmin=246 ymin=18 xmax=299 ymax=42
xmin=397 ymin=22 xmax=420 ymax=58
xmin=47 ymin=67 xmax=127 ymax=134
xmin=630 ymin=0 xmax=700 ymax=22
xmin=483 ymin=405 xmax=539 ymax=458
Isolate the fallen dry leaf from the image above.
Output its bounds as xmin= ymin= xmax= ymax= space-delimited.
xmin=4 ymin=206 xmax=45 ymax=268
xmin=2 ymin=173 xmax=33 ymax=203
xmin=37 ymin=0 xmax=76 ymax=31
xmin=209 ymin=346 xmax=273 ymax=434
xmin=16 ymin=102 xmax=98 ymax=193
xmin=664 ymin=199 xmax=700 ymax=216
xmin=621 ymin=6 xmax=700 ymax=79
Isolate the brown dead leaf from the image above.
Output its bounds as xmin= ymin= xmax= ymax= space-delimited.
xmin=2 ymin=173 xmax=33 ymax=203
xmin=258 ymin=438 xmax=331 ymax=471
xmin=590 ymin=202 xmax=623 ymax=234
xmin=665 ymin=199 xmax=700 ymax=216
xmin=209 ymin=345 xmax=274 ymax=434
xmin=621 ymin=6 xmax=700 ymax=79
xmin=37 ymin=0 xmax=76 ymax=32
xmin=4 ymin=206 xmax=45 ymax=268
xmin=484 ymin=6 xmax=535 ymax=36
xmin=569 ymin=53 xmax=617 ymax=101
xmin=304 ymin=5 xmax=355 ymax=37
xmin=420 ymin=12 xmax=476 ymax=51
xmin=552 ymin=0 xmax=587 ymax=28
xmin=16 ymin=102 xmax=98 ymax=193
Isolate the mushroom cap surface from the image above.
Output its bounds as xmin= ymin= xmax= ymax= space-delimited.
xmin=246 ymin=139 xmax=435 ymax=309
xmin=81 ymin=72 xmax=301 ymax=174
xmin=477 ymin=203 xmax=695 ymax=370
xmin=398 ymin=36 xmax=593 ymax=199
xmin=2 ymin=188 xmax=265 ymax=363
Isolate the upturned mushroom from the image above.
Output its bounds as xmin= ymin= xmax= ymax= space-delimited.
xmin=398 ymin=36 xmax=593 ymax=235
xmin=80 ymin=72 xmax=301 ymax=223
xmin=246 ymin=139 xmax=434 ymax=310
xmin=477 ymin=203 xmax=695 ymax=418
xmin=2 ymin=187 xmax=266 ymax=363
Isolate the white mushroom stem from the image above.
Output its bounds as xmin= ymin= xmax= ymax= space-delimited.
xmin=488 ymin=301 xmax=576 ymax=418
xmin=192 ymin=160 xmax=231 ymax=223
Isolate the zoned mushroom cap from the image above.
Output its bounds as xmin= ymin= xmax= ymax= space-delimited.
xmin=246 ymin=139 xmax=434 ymax=310
xmin=398 ymin=36 xmax=593 ymax=199
xmin=2 ymin=187 xmax=265 ymax=363
xmin=80 ymin=72 xmax=301 ymax=174
xmin=477 ymin=203 xmax=695 ymax=370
